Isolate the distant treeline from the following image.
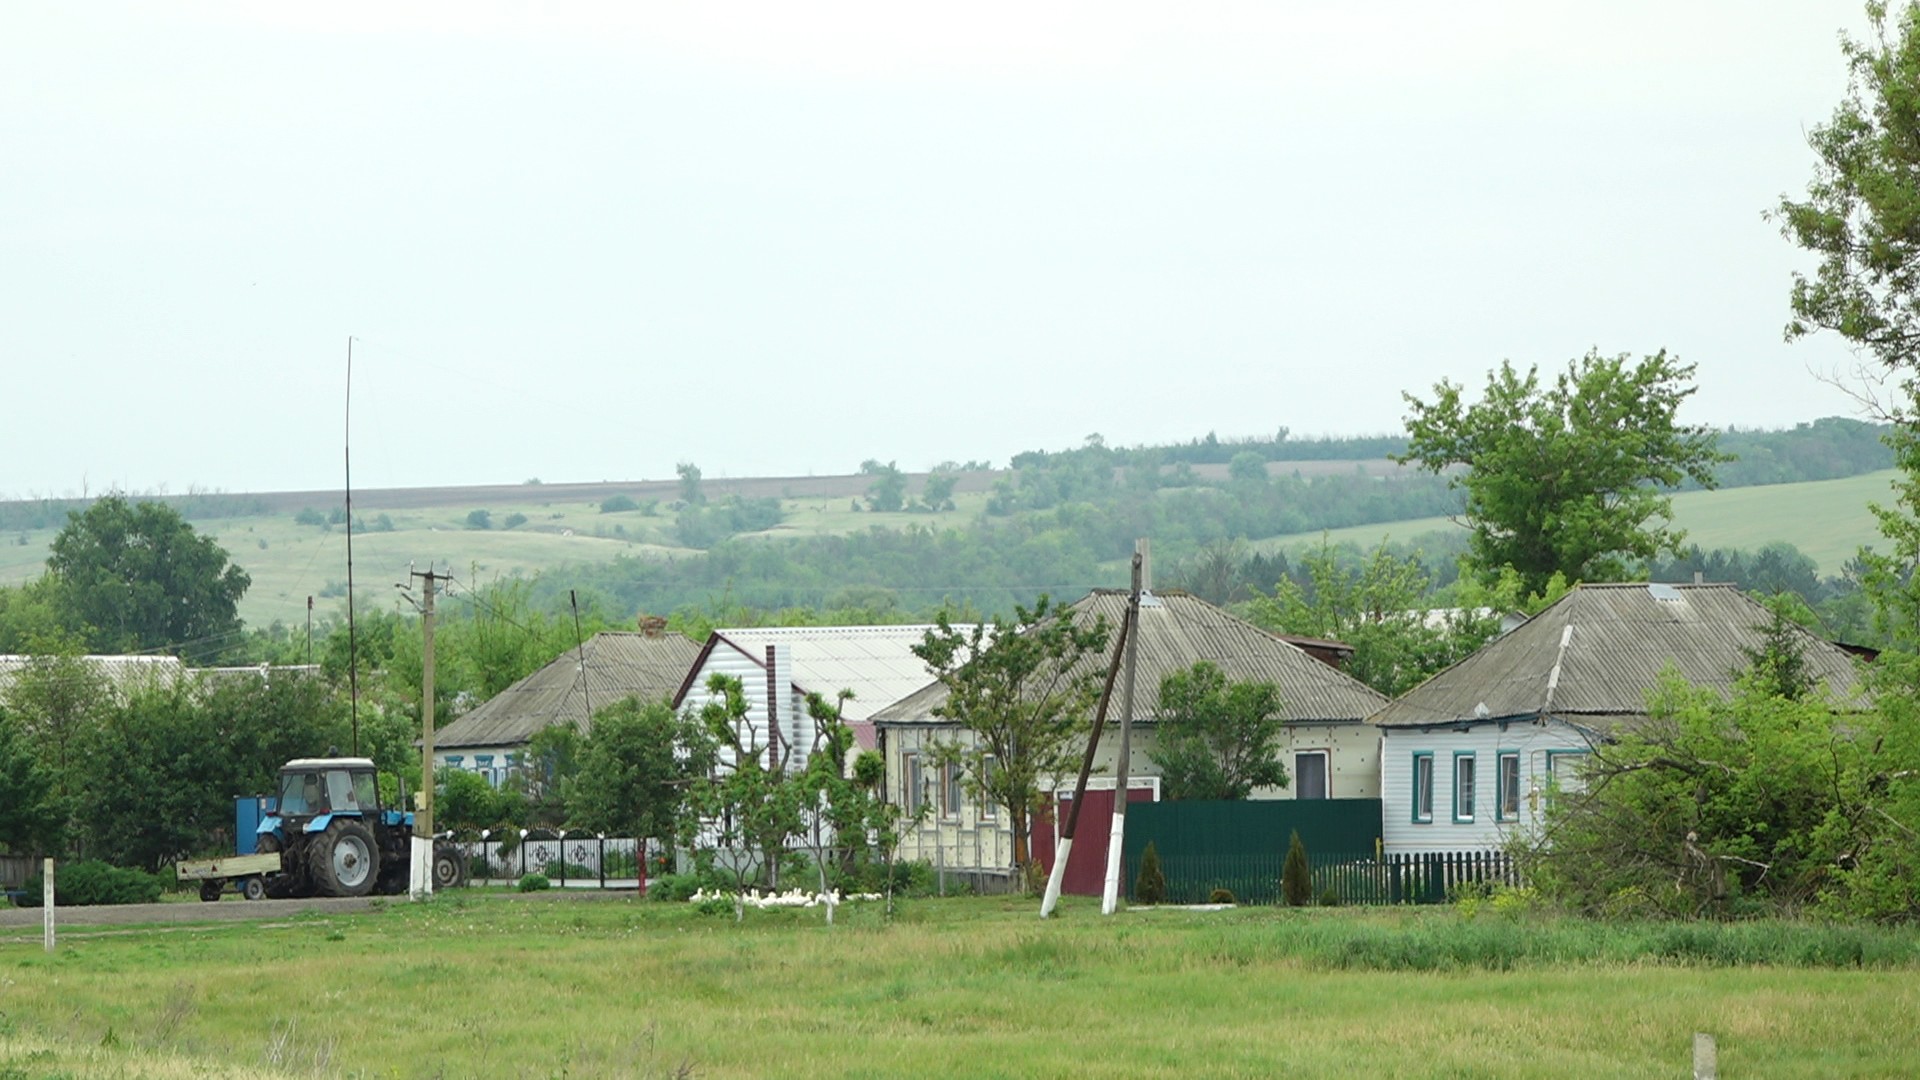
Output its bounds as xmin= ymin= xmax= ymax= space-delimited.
xmin=0 ymin=491 xmax=270 ymax=533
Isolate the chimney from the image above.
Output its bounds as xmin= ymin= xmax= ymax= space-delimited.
xmin=1693 ymin=571 xmax=1704 ymax=586
xmin=638 ymin=614 xmax=667 ymax=637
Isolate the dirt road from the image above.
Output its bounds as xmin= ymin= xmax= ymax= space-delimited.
xmin=0 ymin=895 xmax=379 ymax=934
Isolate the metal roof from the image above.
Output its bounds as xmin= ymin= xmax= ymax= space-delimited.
xmin=432 ymin=631 xmax=703 ymax=749
xmin=680 ymin=624 xmax=963 ymax=723
xmin=1368 ymin=583 xmax=1870 ymax=728
xmin=871 ymin=590 xmax=1388 ymax=726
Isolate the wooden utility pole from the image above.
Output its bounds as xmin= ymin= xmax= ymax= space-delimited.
xmin=411 ymin=566 xmax=450 ymax=897
xmin=1039 ymin=609 xmax=1131 ymax=918
xmin=1101 ymin=541 xmax=1146 ymax=916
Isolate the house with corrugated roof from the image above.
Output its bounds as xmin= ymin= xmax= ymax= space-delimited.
xmin=671 ymin=624 xmax=963 ymax=776
xmin=871 ymin=589 xmax=1388 ymax=891
xmin=1369 ymin=582 xmax=1869 ymax=856
xmin=0 ymin=654 xmax=185 ymax=700
xmin=431 ymin=629 xmax=703 ymax=784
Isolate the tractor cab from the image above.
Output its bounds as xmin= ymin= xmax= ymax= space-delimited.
xmin=262 ymin=757 xmax=389 ymax=837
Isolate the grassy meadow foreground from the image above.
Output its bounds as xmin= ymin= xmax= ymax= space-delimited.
xmin=2 ymin=896 xmax=1918 ymax=1079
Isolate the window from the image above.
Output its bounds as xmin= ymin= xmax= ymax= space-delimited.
xmin=941 ymin=763 xmax=963 ymax=819
xmin=978 ymin=756 xmax=997 ymax=820
xmin=902 ymin=753 xmax=924 ymax=815
xmin=1412 ymin=753 xmax=1434 ymax=823
xmin=445 ymin=755 xmax=464 ymax=769
xmin=475 ymin=755 xmax=494 ymax=768
xmin=1453 ymin=752 xmax=1476 ymax=822
xmin=1295 ymin=751 xmax=1329 ymax=799
xmin=1496 ymin=751 xmax=1520 ymax=821
xmin=1546 ymin=749 xmax=1590 ymax=797
xmin=351 ymin=771 xmax=378 ymax=811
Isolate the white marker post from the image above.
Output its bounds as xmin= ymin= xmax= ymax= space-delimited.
xmin=42 ymin=858 xmax=54 ymax=953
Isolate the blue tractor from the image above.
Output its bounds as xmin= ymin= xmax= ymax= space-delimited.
xmin=257 ymin=757 xmax=465 ymax=897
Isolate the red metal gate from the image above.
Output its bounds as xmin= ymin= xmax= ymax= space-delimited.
xmin=1030 ymin=784 xmax=1157 ymax=896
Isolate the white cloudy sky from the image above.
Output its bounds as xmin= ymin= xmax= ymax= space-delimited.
xmin=0 ymin=1 xmax=1883 ymax=496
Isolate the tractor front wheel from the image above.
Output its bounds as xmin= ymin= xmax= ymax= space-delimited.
xmin=309 ymin=820 xmax=379 ymax=897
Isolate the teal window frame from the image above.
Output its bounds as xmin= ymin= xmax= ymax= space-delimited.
xmin=1452 ymin=751 xmax=1476 ymax=823
xmin=1544 ymin=749 xmax=1591 ymax=799
xmin=1495 ymin=751 xmax=1520 ymax=822
xmin=446 ymin=755 xmax=464 ymax=768
xmin=1412 ymin=752 xmax=1434 ymax=823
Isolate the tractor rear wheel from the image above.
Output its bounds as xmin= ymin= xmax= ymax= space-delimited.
xmin=433 ymin=843 xmax=467 ymax=890
xmin=309 ymin=820 xmax=379 ymax=897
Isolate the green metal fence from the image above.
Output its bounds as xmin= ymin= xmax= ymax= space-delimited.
xmin=1117 ymin=800 xmax=1523 ymax=905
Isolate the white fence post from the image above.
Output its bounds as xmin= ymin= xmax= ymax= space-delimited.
xmin=41 ymin=858 xmax=54 ymax=953
xmin=1693 ymin=1033 xmax=1717 ymax=1080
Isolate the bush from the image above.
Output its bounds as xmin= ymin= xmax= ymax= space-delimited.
xmin=465 ymin=509 xmax=492 ymax=530
xmin=1282 ymin=830 xmax=1312 ymax=907
xmin=502 ymin=512 xmax=528 ymax=529
xmin=600 ymin=495 xmax=638 ymax=514
xmin=1208 ymin=887 xmax=1237 ymax=905
xmin=517 ymin=873 xmax=551 ymax=893
xmin=1319 ymin=887 xmax=1342 ymax=907
xmin=20 ymin=861 xmax=165 ymax=907
xmin=648 ymin=872 xmax=701 ymax=902
xmin=1135 ymin=842 xmax=1168 ymax=905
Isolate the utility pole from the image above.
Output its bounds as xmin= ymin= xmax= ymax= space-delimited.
xmin=410 ymin=566 xmax=450 ymax=898
xmin=1039 ymin=607 xmax=1130 ymax=918
xmin=1101 ymin=541 xmax=1146 ymax=916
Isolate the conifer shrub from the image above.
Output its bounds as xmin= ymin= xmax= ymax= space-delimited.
xmin=1281 ymin=830 xmax=1312 ymax=907
xmin=1134 ymin=841 xmax=1168 ymax=904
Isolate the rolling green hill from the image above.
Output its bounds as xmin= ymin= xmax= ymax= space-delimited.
xmin=1255 ymin=470 xmax=1897 ymax=573
xmin=0 ymin=468 xmax=1898 ymax=630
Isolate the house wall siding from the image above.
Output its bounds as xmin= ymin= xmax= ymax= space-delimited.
xmin=1380 ymin=718 xmax=1596 ymax=855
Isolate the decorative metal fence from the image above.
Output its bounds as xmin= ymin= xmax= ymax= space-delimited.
xmin=1138 ymin=848 xmax=1520 ymax=905
xmin=458 ymin=832 xmax=648 ymax=890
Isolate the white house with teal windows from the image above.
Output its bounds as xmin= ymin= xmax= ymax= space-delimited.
xmin=1371 ymin=583 xmax=1869 ymax=856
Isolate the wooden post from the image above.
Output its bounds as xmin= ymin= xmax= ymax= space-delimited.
xmin=1692 ymin=1033 xmax=1717 ymax=1080
xmin=41 ymin=858 xmax=54 ymax=953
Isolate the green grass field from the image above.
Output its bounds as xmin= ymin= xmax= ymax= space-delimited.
xmin=3 ymin=896 xmax=1917 ymax=1078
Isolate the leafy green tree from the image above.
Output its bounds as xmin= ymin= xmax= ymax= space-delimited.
xmin=45 ymin=496 xmax=250 ymax=655
xmin=1776 ymin=2 xmax=1920 ymax=372
xmin=912 ymin=596 xmax=1112 ymax=873
xmin=2 ymin=652 xmax=113 ymax=843
xmin=568 ymin=697 xmax=711 ymax=848
xmin=1396 ymin=351 xmax=1726 ymax=595
xmin=1245 ymin=540 xmax=1510 ymax=696
xmin=465 ymin=509 xmax=492 ymax=530
xmin=862 ymin=459 xmax=908 ymax=512
xmin=1227 ymin=451 xmax=1268 ymax=484
xmin=683 ymin=673 xmax=805 ymax=917
xmin=676 ymin=462 xmax=705 ymax=506
xmin=0 ymin=707 xmax=56 ymax=853
xmin=921 ymin=471 xmax=959 ymax=512
xmin=1148 ymin=661 xmax=1289 ymax=801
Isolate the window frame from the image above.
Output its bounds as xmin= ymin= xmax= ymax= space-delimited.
xmin=901 ymin=752 xmax=924 ymax=816
xmin=1411 ymin=752 xmax=1434 ymax=823
xmin=1496 ymin=750 xmax=1520 ymax=822
xmin=1294 ymin=749 xmax=1330 ymax=800
xmin=940 ymin=762 xmax=963 ymax=820
xmin=1452 ymin=751 xmax=1477 ymax=823
xmin=978 ymin=756 xmax=997 ymax=820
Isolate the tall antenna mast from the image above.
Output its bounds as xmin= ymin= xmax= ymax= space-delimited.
xmin=345 ymin=336 xmax=359 ymax=754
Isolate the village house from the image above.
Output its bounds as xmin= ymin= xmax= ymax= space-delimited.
xmin=1370 ymin=582 xmax=1869 ymax=856
xmin=871 ymin=589 xmax=1387 ymax=892
xmin=430 ymin=628 xmax=703 ymax=785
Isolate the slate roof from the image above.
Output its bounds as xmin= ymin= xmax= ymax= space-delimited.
xmin=432 ymin=631 xmax=702 ymax=750
xmin=871 ymin=589 xmax=1388 ymax=725
xmin=0 ymin=654 xmax=185 ymax=698
xmin=1368 ymin=583 xmax=1869 ymax=729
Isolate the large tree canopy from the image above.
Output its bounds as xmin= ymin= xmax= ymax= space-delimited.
xmin=1396 ymin=350 xmax=1725 ymax=594
xmin=1777 ymin=1 xmax=1920 ymax=372
xmin=1147 ymin=661 xmax=1288 ymax=801
xmin=46 ymin=496 xmax=250 ymax=656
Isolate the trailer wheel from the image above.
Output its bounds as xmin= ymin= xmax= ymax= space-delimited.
xmin=309 ymin=820 xmax=379 ymax=897
xmin=199 ymin=880 xmax=223 ymax=902
xmin=242 ymin=876 xmax=267 ymax=902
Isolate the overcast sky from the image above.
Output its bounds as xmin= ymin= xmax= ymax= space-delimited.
xmin=0 ymin=1 xmax=1885 ymax=497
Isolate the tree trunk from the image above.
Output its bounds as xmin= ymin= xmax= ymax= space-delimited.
xmin=1011 ymin=806 xmax=1031 ymax=886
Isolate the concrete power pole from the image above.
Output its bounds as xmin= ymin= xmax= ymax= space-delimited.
xmin=410 ymin=566 xmax=450 ymax=898
xmin=1100 ymin=541 xmax=1147 ymax=915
